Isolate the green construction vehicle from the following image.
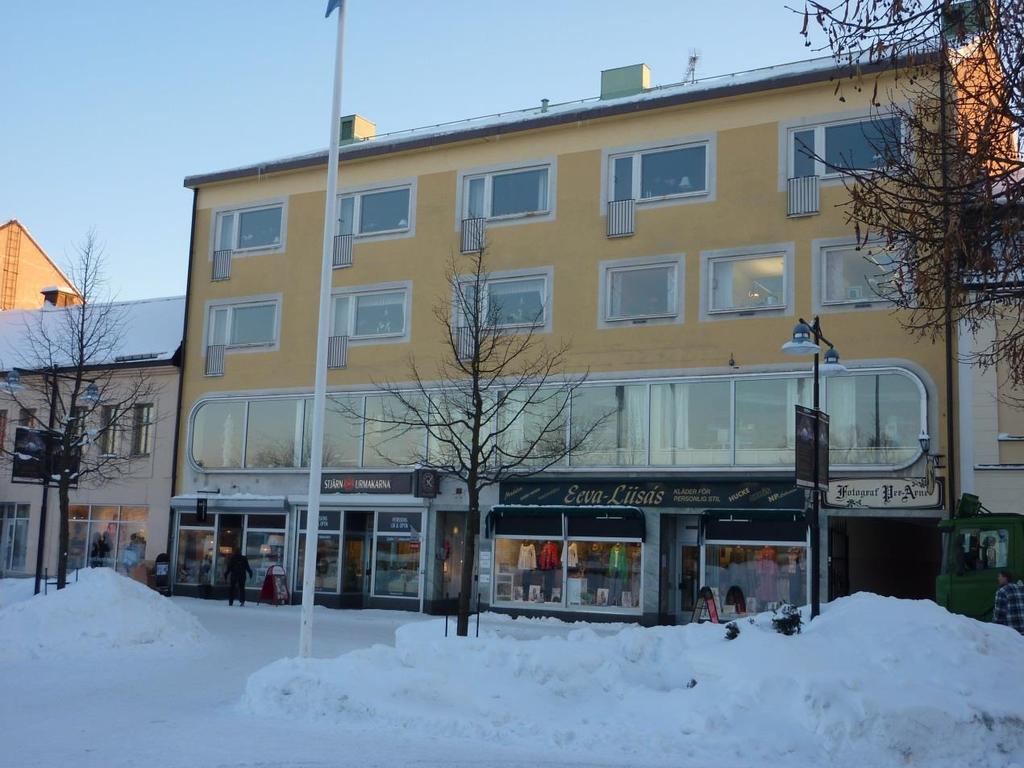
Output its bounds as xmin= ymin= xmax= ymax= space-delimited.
xmin=936 ymin=493 xmax=1024 ymax=622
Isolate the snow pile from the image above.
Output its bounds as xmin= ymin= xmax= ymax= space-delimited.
xmin=244 ymin=594 xmax=1024 ymax=768
xmin=0 ymin=577 xmax=36 ymax=609
xmin=0 ymin=568 xmax=207 ymax=661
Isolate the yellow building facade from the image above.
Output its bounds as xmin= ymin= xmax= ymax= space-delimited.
xmin=175 ymin=57 xmax=950 ymax=623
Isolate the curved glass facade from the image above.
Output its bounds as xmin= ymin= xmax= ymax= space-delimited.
xmin=189 ymin=368 xmax=926 ymax=472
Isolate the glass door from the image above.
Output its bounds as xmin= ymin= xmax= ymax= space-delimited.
xmin=214 ymin=514 xmax=244 ymax=586
xmin=680 ymin=545 xmax=699 ymax=620
xmin=342 ymin=511 xmax=373 ymax=599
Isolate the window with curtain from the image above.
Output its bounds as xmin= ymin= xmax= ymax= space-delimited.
xmin=338 ymin=187 xmax=411 ymax=236
xmin=709 ymin=253 xmax=786 ymax=312
xmin=209 ymin=302 xmax=277 ymax=347
xmin=332 ymin=290 xmax=407 ymax=339
xmin=570 ymin=385 xmax=647 ymax=466
xmin=822 ymin=245 xmax=900 ymax=304
xmin=734 ymin=378 xmax=810 ymax=465
xmin=215 ymin=204 xmax=283 ymax=251
xmin=650 ymin=381 xmax=731 ymax=465
xmin=606 ymin=263 xmax=676 ymax=321
xmin=826 ymin=373 xmax=920 ymax=465
xmin=497 ymin=390 xmax=568 ymax=467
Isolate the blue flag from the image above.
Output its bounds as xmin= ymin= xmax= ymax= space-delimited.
xmin=325 ymin=0 xmax=341 ymax=17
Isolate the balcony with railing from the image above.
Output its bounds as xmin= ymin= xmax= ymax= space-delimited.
xmin=460 ymin=218 xmax=486 ymax=254
xmin=205 ymin=345 xmax=225 ymax=376
xmin=333 ymin=234 xmax=353 ymax=268
xmin=787 ymin=176 xmax=820 ymax=217
xmin=607 ymin=199 xmax=635 ymax=238
xmin=455 ymin=326 xmax=474 ymax=361
xmin=212 ymin=250 xmax=232 ymax=281
xmin=327 ymin=335 xmax=348 ymax=369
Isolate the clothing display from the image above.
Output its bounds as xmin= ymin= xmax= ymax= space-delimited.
xmin=567 ymin=541 xmax=579 ymax=568
xmin=517 ymin=542 xmax=537 ymax=571
xmin=607 ymin=543 xmax=628 ymax=579
xmin=538 ymin=541 xmax=561 ymax=571
xmin=755 ymin=547 xmax=779 ymax=603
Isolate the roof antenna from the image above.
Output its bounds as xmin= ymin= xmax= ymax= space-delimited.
xmin=686 ymin=50 xmax=700 ymax=84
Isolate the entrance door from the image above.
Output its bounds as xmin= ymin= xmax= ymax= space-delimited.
xmin=342 ymin=511 xmax=372 ymax=606
xmin=438 ymin=511 xmax=467 ymax=605
xmin=679 ymin=545 xmax=700 ymax=619
xmin=828 ymin=519 xmax=850 ymax=601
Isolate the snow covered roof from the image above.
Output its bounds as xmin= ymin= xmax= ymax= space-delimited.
xmin=185 ymin=54 xmax=896 ymax=188
xmin=0 ymin=295 xmax=185 ymax=372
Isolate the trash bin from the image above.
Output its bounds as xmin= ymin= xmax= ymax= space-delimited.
xmin=154 ymin=552 xmax=171 ymax=596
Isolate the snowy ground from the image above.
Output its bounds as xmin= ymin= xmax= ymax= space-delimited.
xmin=1 ymin=572 xmax=1022 ymax=768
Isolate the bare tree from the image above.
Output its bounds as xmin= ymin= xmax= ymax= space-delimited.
xmin=795 ymin=0 xmax=1024 ymax=380
xmin=0 ymin=232 xmax=156 ymax=589
xmin=346 ymin=246 xmax=602 ymax=636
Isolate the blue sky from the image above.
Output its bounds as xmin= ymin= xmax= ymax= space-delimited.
xmin=1 ymin=1 xmax=820 ymax=300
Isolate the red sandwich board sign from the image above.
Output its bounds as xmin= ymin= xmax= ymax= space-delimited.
xmin=258 ymin=564 xmax=289 ymax=606
xmin=692 ymin=586 xmax=720 ymax=624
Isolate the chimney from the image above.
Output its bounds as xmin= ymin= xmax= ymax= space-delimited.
xmin=600 ymin=64 xmax=651 ymax=100
xmin=40 ymin=286 xmax=78 ymax=308
xmin=339 ymin=114 xmax=376 ymax=145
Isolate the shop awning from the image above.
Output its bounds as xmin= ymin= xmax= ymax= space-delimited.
xmin=170 ymin=494 xmax=288 ymax=512
xmin=486 ymin=505 xmax=646 ymax=541
xmin=704 ymin=509 xmax=806 ymax=543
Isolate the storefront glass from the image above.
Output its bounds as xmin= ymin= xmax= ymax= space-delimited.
xmin=493 ymin=538 xmax=564 ymax=604
xmin=303 ymin=395 xmax=362 ymax=468
xmin=372 ymin=511 xmax=422 ymax=598
xmin=363 ymin=395 xmax=426 ymax=467
xmin=214 ymin=514 xmax=244 ymax=585
xmin=373 ymin=536 xmax=420 ymax=597
xmin=245 ymin=530 xmax=286 ymax=585
xmin=1 ymin=503 xmax=30 ymax=573
xmin=704 ymin=543 xmax=807 ymax=616
xmin=67 ymin=505 xmax=150 ymax=574
xmin=176 ymin=528 xmax=214 ymax=584
xmin=296 ymin=533 xmax=342 ymax=593
xmin=567 ymin=541 xmax=641 ymax=609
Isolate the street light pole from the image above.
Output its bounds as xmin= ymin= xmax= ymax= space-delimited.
xmin=299 ymin=0 xmax=348 ymax=659
xmin=783 ymin=315 xmax=845 ymax=620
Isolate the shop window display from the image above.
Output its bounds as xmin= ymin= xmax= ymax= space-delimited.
xmin=373 ymin=536 xmax=420 ymax=598
xmin=493 ymin=538 xmax=564 ymax=604
xmin=67 ymin=504 xmax=150 ymax=575
xmin=566 ymin=541 xmax=641 ymax=609
xmin=176 ymin=528 xmax=214 ymax=584
xmin=704 ymin=543 xmax=806 ymax=616
xmin=245 ymin=530 xmax=287 ymax=586
xmin=296 ymin=533 xmax=342 ymax=593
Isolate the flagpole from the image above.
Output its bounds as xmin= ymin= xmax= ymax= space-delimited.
xmin=300 ymin=0 xmax=347 ymax=659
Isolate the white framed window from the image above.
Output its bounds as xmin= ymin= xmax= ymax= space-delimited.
xmin=463 ymin=165 xmax=550 ymax=220
xmin=821 ymin=244 xmax=902 ymax=306
xmin=701 ymin=245 xmax=793 ymax=318
xmin=338 ymin=185 xmax=412 ymax=237
xmin=599 ymin=255 xmax=684 ymax=325
xmin=458 ymin=269 xmax=552 ymax=330
xmin=130 ymin=403 xmax=154 ymax=457
xmin=214 ymin=202 xmax=285 ymax=253
xmin=609 ymin=141 xmax=709 ymax=202
xmin=789 ymin=115 xmax=901 ymax=179
xmin=332 ymin=285 xmax=410 ymax=342
xmin=208 ymin=301 xmax=279 ymax=348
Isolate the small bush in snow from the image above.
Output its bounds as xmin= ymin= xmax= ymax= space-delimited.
xmin=724 ymin=621 xmax=740 ymax=640
xmin=771 ymin=604 xmax=802 ymax=636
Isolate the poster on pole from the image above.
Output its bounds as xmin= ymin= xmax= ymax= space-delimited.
xmin=795 ymin=406 xmax=829 ymax=492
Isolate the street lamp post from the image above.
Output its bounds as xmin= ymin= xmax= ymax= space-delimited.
xmin=782 ymin=316 xmax=846 ymax=619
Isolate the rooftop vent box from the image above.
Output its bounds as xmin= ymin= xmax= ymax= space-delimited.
xmin=600 ymin=64 xmax=651 ymax=101
xmin=340 ymin=114 xmax=376 ymax=144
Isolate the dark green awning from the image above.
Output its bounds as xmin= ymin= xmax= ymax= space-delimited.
xmin=486 ymin=505 xmax=646 ymax=540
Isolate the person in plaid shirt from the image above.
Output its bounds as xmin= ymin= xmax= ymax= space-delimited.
xmin=994 ymin=570 xmax=1024 ymax=634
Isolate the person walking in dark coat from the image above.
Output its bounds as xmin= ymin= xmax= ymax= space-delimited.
xmin=225 ymin=549 xmax=253 ymax=607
